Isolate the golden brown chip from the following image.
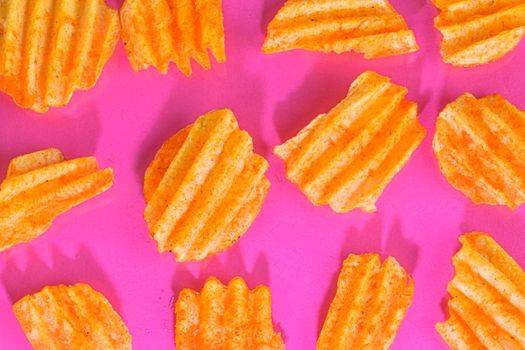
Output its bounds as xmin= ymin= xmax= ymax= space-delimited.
xmin=144 ymin=109 xmax=270 ymax=261
xmin=433 ymin=93 xmax=525 ymax=209
xmin=262 ymin=0 xmax=419 ymax=58
xmin=436 ymin=232 xmax=525 ymax=349
xmin=432 ymin=0 xmax=525 ymax=66
xmin=175 ymin=276 xmax=284 ymax=350
xmin=120 ymin=0 xmax=225 ymax=76
xmin=13 ymin=283 xmax=131 ymax=350
xmin=274 ymin=70 xmax=426 ymax=213
xmin=0 ymin=148 xmax=114 ymax=252
xmin=318 ymin=254 xmax=414 ymax=350
xmin=0 ymin=0 xmax=120 ymax=113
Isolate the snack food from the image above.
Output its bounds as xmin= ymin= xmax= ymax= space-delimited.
xmin=436 ymin=232 xmax=525 ymax=349
xmin=13 ymin=283 xmax=131 ymax=350
xmin=318 ymin=254 xmax=414 ymax=350
xmin=433 ymin=93 xmax=525 ymax=209
xmin=0 ymin=0 xmax=120 ymax=112
xmin=175 ymin=276 xmax=284 ymax=349
xmin=120 ymin=0 xmax=225 ymax=76
xmin=432 ymin=0 xmax=525 ymax=66
xmin=262 ymin=0 xmax=419 ymax=57
xmin=0 ymin=148 xmax=114 ymax=252
xmin=274 ymin=70 xmax=426 ymax=213
xmin=144 ymin=109 xmax=270 ymax=261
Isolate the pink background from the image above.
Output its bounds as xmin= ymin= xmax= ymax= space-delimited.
xmin=1 ymin=0 xmax=525 ymax=349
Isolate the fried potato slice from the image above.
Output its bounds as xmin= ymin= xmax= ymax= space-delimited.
xmin=432 ymin=0 xmax=525 ymax=66
xmin=274 ymin=70 xmax=426 ymax=213
xmin=144 ymin=109 xmax=270 ymax=261
xmin=436 ymin=233 xmax=525 ymax=349
xmin=318 ymin=254 xmax=414 ymax=350
xmin=13 ymin=283 xmax=131 ymax=350
xmin=262 ymin=0 xmax=419 ymax=58
xmin=175 ymin=276 xmax=284 ymax=350
xmin=120 ymin=0 xmax=225 ymax=76
xmin=0 ymin=148 xmax=114 ymax=252
xmin=433 ymin=93 xmax=525 ymax=209
xmin=0 ymin=0 xmax=120 ymax=113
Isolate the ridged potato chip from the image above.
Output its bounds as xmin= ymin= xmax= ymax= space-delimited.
xmin=274 ymin=70 xmax=426 ymax=213
xmin=13 ymin=283 xmax=131 ymax=350
xmin=436 ymin=233 xmax=525 ymax=349
xmin=0 ymin=0 xmax=120 ymax=113
xmin=120 ymin=0 xmax=225 ymax=76
xmin=0 ymin=148 xmax=114 ymax=252
xmin=432 ymin=0 xmax=525 ymax=66
xmin=318 ymin=253 xmax=414 ymax=350
xmin=433 ymin=93 xmax=525 ymax=209
xmin=262 ymin=0 xmax=419 ymax=58
xmin=144 ymin=109 xmax=270 ymax=261
xmin=176 ymin=276 xmax=284 ymax=349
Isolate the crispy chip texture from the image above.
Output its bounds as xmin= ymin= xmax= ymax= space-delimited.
xmin=175 ymin=277 xmax=284 ymax=350
xmin=0 ymin=148 xmax=114 ymax=252
xmin=318 ymin=254 xmax=414 ymax=350
xmin=436 ymin=233 xmax=525 ymax=349
xmin=432 ymin=0 xmax=525 ymax=66
xmin=433 ymin=93 xmax=525 ymax=209
xmin=120 ymin=0 xmax=225 ymax=76
xmin=0 ymin=0 xmax=120 ymax=113
xmin=13 ymin=283 xmax=131 ymax=350
xmin=274 ymin=71 xmax=426 ymax=213
xmin=144 ymin=109 xmax=270 ymax=261
xmin=262 ymin=0 xmax=419 ymax=58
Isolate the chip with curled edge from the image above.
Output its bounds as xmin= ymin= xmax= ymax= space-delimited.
xmin=13 ymin=283 xmax=131 ymax=350
xmin=0 ymin=148 xmax=114 ymax=252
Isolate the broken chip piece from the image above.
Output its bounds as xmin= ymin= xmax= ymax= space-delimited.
xmin=0 ymin=0 xmax=120 ymax=113
xmin=175 ymin=276 xmax=284 ymax=349
xmin=433 ymin=93 xmax=525 ymax=209
xmin=432 ymin=0 xmax=525 ymax=66
xmin=144 ymin=109 xmax=270 ymax=262
xmin=0 ymin=148 xmax=114 ymax=252
xmin=13 ymin=283 xmax=131 ymax=350
xmin=262 ymin=0 xmax=419 ymax=58
xmin=120 ymin=0 xmax=225 ymax=76
xmin=318 ymin=253 xmax=414 ymax=350
xmin=436 ymin=232 xmax=525 ymax=349
xmin=274 ymin=70 xmax=426 ymax=213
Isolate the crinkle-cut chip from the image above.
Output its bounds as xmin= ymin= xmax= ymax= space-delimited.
xmin=175 ymin=276 xmax=284 ymax=350
xmin=262 ymin=0 xmax=419 ymax=58
xmin=432 ymin=0 xmax=525 ymax=66
xmin=274 ymin=70 xmax=426 ymax=213
xmin=318 ymin=254 xmax=414 ymax=350
xmin=0 ymin=0 xmax=120 ymax=113
xmin=13 ymin=283 xmax=131 ymax=350
xmin=120 ymin=0 xmax=225 ymax=76
xmin=436 ymin=232 xmax=525 ymax=349
xmin=433 ymin=93 xmax=525 ymax=209
xmin=0 ymin=148 xmax=114 ymax=252
xmin=143 ymin=109 xmax=270 ymax=261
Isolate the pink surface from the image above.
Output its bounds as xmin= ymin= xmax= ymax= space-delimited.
xmin=1 ymin=0 xmax=525 ymax=349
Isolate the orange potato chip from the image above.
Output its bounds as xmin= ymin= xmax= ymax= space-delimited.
xmin=0 ymin=148 xmax=114 ymax=252
xmin=318 ymin=254 xmax=414 ymax=350
xmin=175 ymin=276 xmax=284 ymax=349
xmin=432 ymin=0 xmax=525 ymax=66
xmin=433 ymin=93 xmax=525 ymax=209
xmin=262 ymin=0 xmax=419 ymax=58
xmin=274 ymin=71 xmax=426 ymax=213
xmin=13 ymin=283 xmax=131 ymax=350
xmin=436 ymin=232 xmax=525 ymax=349
xmin=144 ymin=109 xmax=270 ymax=261
xmin=0 ymin=0 xmax=120 ymax=113
xmin=120 ymin=0 xmax=225 ymax=76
